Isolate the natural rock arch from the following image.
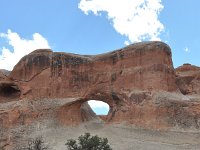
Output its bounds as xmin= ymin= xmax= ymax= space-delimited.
xmin=1 ymin=41 xmax=200 ymax=130
xmin=57 ymin=93 xmax=118 ymax=125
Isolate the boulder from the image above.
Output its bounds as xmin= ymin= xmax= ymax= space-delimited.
xmin=175 ymin=63 xmax=200 ymax=95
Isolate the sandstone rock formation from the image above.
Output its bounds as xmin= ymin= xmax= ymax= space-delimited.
xmin=0 ymin=42 xmax=200 ymax=128
xmin=1 ymin=41 xmax=200 ymax=149
xmin=175 ymin=63 xmax=200 ymax=95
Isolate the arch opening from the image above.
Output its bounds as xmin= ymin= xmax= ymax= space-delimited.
xmin=88 ymin=100 xmax=110 ymax=115
xmin=81 ymin=100 xmax=110 ymax=122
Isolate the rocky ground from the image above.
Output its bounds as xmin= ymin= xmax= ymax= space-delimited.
xmin=1 ymin=96 xmax=199 ymax=150
xmin=12 ymin=119 xmax=200 ymax=150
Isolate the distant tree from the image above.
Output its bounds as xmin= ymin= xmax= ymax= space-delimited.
xmin=65 ymin=133 xmax=112 ymax=150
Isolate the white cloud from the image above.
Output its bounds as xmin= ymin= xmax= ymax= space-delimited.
xmin=88 ymin=100 xmax=109 ymax=109
xmin=0 ymin=29 xmax=50 ymax=70
xmin=184 ymin=47 xmax=190 ymax=53
xmin=79 ymin=0 xmax=164 ymax=43
xmin=124 ymin=40 xmax=130 ymax=46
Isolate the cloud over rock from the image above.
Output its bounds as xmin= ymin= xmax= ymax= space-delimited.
xmin=0 ymin=30 xmax=50 ymax=70
xmin=79 ymin=0 xmax=164 ymax=44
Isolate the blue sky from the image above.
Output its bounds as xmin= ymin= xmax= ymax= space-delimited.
xmin=1 ymin=0 xmax=200 ymax=68
xmin=0 ymin=0 xmax=199 ymax=114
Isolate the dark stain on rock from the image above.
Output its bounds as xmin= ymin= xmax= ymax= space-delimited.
xmin=111 ymin=73 xmax=117 ymax=82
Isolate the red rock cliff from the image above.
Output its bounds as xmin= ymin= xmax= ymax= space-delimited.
xmin=1 ymin=41 xmax=200 ymax=132
xmin=9 ymin=41 xmax=177 ymax=99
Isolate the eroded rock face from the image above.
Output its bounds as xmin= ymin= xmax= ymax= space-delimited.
xmin=175 ymin=63 xmax=200 ymax=95
xmin=1 ymin=41 xmax=200 ymax=149
xmin=10 ymin=42 xmax=177 ymax=98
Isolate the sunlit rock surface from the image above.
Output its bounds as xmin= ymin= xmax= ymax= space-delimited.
xmin=1 ymin=41 xmax=200 ymax=149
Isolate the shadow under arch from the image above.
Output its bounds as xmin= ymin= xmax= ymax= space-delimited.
xmin=0 ymin=81 xmax=21 ymax=103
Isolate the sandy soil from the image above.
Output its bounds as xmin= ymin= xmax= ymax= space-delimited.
xmin=3 ymin=97 xmax=200 ymax=150
xmin=23 ymin=119 xmax=200 ymax=150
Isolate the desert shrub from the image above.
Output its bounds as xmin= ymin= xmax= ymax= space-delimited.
xmin=16 ymin=137 xmax=48 ymax=150
xmin=65 ymin=133 xmax=112 ymax=150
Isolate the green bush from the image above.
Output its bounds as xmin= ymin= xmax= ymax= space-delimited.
xmin=65 ymin=133 xmax=112 ymax=150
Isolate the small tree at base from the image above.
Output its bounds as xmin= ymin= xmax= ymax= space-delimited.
xmin=65 ymin=133 xmax=112 ymax=150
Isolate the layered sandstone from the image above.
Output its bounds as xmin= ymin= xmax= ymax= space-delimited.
xmin=1 ymin=41 xmax=200 ymax=149
xmin=9 ymin=42 xmax=177 ymax=100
